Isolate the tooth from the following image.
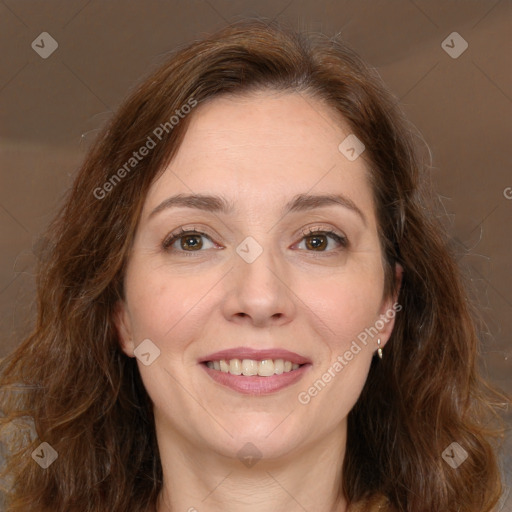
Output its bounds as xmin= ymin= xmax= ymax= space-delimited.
xmin=229 ymin=358 xmax=242 ymax=375
xmin=274 ymin=359 xmax=284 ymax=374
xmin=258 ymin=359 xmax=275 ymax=377
xmin=207 ymin=358 xmax=300 ymax=375
xmin=241 ymin=359 xmax=258 ymax=376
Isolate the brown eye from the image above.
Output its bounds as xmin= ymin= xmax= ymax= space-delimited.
xmin=162 ymin=229 xmax=216 ymax=253
xmin=297 ymin=230 xmax=348 ymax=252
xmin=180 ymin=234 xmax=203 ymax=251
xmin=305 ymin=233 xmax=329 ymax=250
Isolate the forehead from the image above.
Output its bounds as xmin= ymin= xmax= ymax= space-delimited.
xmin=142 ymin=91 xmax=375 ymax=222
xmin=174 ymin=90 xmax=349 ymax=161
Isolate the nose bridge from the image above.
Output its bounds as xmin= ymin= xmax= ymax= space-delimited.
xmin=224 ymin=234 xmax=295 ymax=325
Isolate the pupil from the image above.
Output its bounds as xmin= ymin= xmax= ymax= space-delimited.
xmin=307 ymin=235 xmax=326 ymax=250
xmin=182 ymin=235 xmax=202 ymax=250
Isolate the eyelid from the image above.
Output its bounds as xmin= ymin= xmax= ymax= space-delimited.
xmin=295 ymin=225 xmax=349 ymax=250
xmin=162 ymin=226 xmax=217 ymax=249
xmin=298 ymin=225 xmax=347 ymax=240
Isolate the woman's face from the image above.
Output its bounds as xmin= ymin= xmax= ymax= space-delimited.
xmin=115 ymin=91 xmax=400 ymax=461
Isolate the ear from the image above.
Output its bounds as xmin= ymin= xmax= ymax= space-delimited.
xmin=113 ymin=300 xmax=136 ymax=357
xmin=377 ymin=263 xmax=404 ymax=348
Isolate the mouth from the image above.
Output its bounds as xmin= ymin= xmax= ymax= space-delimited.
xmin=199 ymin=347 xmax=312 ymax=395
xmin=204 ymin=358 xmax=302 ymax=376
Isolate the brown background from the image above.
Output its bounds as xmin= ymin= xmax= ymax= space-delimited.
xmin=0 ymin=0 xmax=510 ymax=507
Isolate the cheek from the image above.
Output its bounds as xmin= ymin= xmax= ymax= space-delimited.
xmin=123 ymin=265 xmax=208 ymax=349
xmin=296 ymin=277 xmax=380 ymax=419
xmin=296 ymin=266 xmax=385 ymax=354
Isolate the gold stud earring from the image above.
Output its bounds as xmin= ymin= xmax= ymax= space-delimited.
xmin=377 ymin=338 xmax=383 ymax=359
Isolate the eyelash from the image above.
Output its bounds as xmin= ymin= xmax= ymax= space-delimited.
xmin=162 ymin=227 xmax=210 ymax=255
xmin=162 ymin=226 xmax=348 ymax=256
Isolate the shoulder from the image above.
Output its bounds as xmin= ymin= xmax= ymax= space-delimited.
xmin=347 ymin=494 xmax=397 ymax=512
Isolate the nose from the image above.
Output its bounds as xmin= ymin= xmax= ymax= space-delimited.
xmin=221 ymin=242 xmax=296 ymax=328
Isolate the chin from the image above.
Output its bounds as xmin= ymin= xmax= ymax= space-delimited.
xmin=203 ymin=416 xmax=306 ymax=461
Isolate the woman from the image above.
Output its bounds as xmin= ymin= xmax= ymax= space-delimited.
xmin=0 ymin=19 xmax=506 ymax=512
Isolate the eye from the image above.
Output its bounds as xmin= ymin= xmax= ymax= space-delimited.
xmin=295 ymin=228 xmax=348 ymax=252
xmin=162 ymin=226 xmax=348 ymax=255
xmin=162 ymin=228 xmax=217 ymax=253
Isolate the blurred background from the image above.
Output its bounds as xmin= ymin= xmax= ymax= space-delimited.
xmin=0 ymin=0 xmax=511 ymax=509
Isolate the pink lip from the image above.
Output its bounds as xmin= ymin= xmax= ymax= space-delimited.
xmin=199 ymin=347 xmax=312 ymax=395
xmin=200 ymin=347 xmax=311 ymax=365
xmin=201 ymin=363 xmax=312 ymax=395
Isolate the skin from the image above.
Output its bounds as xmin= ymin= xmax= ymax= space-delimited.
xmin=115 ymin=90 xmax=402 ymax=512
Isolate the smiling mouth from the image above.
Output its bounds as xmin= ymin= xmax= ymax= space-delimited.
xmin=204 ymin=358 xmax=304 ymax=377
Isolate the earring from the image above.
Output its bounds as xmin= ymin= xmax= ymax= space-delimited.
xmin=377 ymin=338 xmax=383 ymax=359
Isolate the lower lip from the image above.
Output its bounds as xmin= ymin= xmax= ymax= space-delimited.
xmin=201 ymin=363 xmax=312 ymax=395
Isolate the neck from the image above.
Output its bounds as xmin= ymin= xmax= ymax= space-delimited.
xmin=154 ymin=423 xmax=348 ymax=512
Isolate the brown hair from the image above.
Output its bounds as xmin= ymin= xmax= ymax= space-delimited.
xmin=0 ymin=18 xmax=507 ymax=512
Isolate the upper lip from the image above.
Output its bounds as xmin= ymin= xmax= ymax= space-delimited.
xmin=200 ymin=347 xmax=311 ymax=365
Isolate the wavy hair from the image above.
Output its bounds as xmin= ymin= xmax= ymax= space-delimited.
xmin=0 ymin=18 xmax=507 ymax=512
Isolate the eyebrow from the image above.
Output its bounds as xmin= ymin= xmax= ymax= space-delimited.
xmin=149 ymin=192 xmax=367 ymax=226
